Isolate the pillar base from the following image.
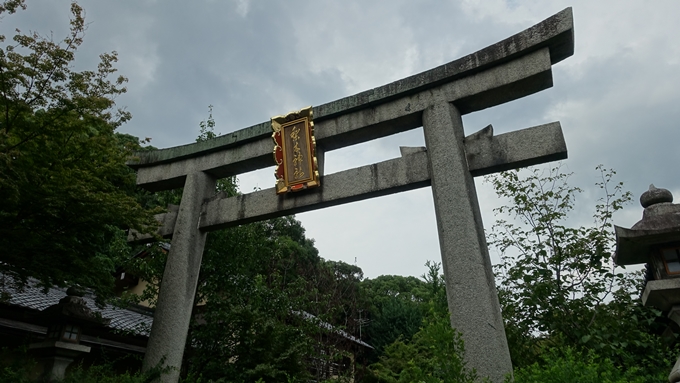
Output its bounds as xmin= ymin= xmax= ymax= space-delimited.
xmin=670 ymin=354 xmax=680 ymax=383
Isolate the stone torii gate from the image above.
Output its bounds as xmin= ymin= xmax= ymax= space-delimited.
xmin=128 ymin=8 xmax=574 ymax=382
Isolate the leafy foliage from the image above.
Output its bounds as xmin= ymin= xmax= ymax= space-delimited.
xmin=0 ymin=347 xmax=167 ymax=383
xmin=0 ymin=1 xmax=157 ymax=296
xmin=487 ymin=165 xmax=677 ymax=377
xmin=366 ymin=263 xmax=483 ymax=383
xmin=185 ymin=217 xmax=320 ymax=382
xmin=510 ymin=347 xmax=663 ymax=383
xmin=0 ymin=347 xmax=34 ymax=383
xmin=360 ymin=260 xmax=448 ymax=360
xmin=368 ymin=310 xmax=479 ymax=383
xmin=360 ymin=274 xmax=426 ymax=357
xmin=61 ymin=363 xmax=162 ymax=383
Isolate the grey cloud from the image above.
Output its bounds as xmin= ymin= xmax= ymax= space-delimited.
xmin=6 ymin=1 xmax=679 ymax=278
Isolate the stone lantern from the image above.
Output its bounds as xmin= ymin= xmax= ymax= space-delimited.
xmin=614 ymin=185 xmax=680 ymax=383
xmin=29 ymin=286 xmax=110 ymax=382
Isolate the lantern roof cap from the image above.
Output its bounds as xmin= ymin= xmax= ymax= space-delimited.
xmin=641 ymin=184 xmax=674 ymax=208
xmin=39 ymin=286 xmax=110 ymax=327
xmin=631 ymin=186 xmax=680 ymax=231
xmin=614 ymin=185 xmax=680 ymax=265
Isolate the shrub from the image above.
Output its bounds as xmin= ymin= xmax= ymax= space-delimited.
xmin=510 ymin=347 xmax=665 ymax=383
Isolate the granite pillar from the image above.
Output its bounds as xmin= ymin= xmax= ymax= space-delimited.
xmin=422 ymin=101 xmax=513 ymax=382
xmin=142 ymin=171 xmax=216 ymax=382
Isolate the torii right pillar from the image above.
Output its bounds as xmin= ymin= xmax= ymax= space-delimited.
xmin=424 ymin=101 xmax=512 ymax=381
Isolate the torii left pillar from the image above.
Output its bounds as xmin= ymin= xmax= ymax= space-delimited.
xmin=142 ymin=171 xmax=215 ymax=381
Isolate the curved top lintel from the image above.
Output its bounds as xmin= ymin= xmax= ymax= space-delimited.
xmin=128 ymin=7 xmax=574 ymax=169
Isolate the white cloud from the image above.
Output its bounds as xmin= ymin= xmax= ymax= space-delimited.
xmin=234 ymin=0 xmax=251 ymax=17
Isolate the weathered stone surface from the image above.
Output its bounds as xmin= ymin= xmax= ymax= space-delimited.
xmin=465 ymin=121 xmax=566 ymax=176
xmin=194 ymin=122 xmax=566 ymax=233
xmin=614 ymin=187 xmax=680 ymax=265
xmin=642 ymin=279 xmax=680 ymax=311
xmin=422 ymin=101 xmax=512 ymax=382
xmin=134 ymin=137 xmax=273 ymax=192
xmin=41 ymin=296 xmax=110 ymax=325
xmin=200 ymin=150 xmax=431 ymax=231
xmin=133 ymin=48 xmax=553 ymax=191
xmin=315 ymin=48 xmax=552 ymax=151
xmin=669 ymin=356 xmax=680 ymax=383
xmin=615 ymin=189 xmax=680 ymax=382
xmin=128 ymin=7 xmax=573 ymax=173
xmin=127 ymin=121 xmax=271 ymax=170
xmin=30 ymin=341 xmax=91 ymax=382
xmin=142 ymin=171 xmax=216 ymax=382
xmin=641 ymin=185 xmax=674 ymax=208
xmin=399 ymin=146 xmax=426 ymax=157
xmin=137 ymin=122 xmax=567 ymax=239
xmin=614 ymin=226 xmax=680 ymax=265
xmin=314 ymin=7 xmax=571 ymax=119
xmin=633 ymin=204 xmax=680 ymax=231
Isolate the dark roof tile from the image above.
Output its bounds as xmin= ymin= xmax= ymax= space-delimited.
xmin=3 ymin=279 xmax=153 ymax=337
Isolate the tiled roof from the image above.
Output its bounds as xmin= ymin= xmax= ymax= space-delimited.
xmin=3 ymin=280 xmax=153 ymax=336
xmin=3 ymin=276 xmax=371 ymax=349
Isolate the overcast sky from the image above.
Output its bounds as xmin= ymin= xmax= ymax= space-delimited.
xmin=6 ymin=1 xmax=679 ymax=279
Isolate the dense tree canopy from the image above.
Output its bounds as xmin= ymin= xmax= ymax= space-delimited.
xmin=360 ymin=270 xmax=429 ymax=358
xmin=129 ymin=211 xmax=367 ymax=382
xmin=364 ymin=262 xmax=482 ymax=383
xmin=0 ymin=1 xmax=157 ymax=296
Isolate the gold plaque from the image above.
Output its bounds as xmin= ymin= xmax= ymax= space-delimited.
xmin=272 ymin=106 xmax=320 ymax=194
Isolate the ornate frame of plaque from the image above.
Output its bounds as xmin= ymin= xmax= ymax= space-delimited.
xmin=272 ymin=106 xmax=320 ymax=194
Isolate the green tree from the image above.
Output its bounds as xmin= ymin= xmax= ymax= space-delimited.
xmin=367 ymin=262 xmax=482 ymax=383
xmin=487 ymin=165 xmax=676 ymax=380
xmin=0 ymin=1 xmax=157 ymax=296
xmin=361 ymin=271 xmax=430 ymax=358
xmin=368 ymin=309 xmax=479 ymax=383
xmin=360 ymin=261 xmax=449 ymax=362
xmin=509 ymin=347 xmax=649 ymax=383
xmin=185 ymin=217 xmax=319 ymax=382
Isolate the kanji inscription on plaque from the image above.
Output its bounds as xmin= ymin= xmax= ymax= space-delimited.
xmin=272 ymin=106 xmax=320 ymax=194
